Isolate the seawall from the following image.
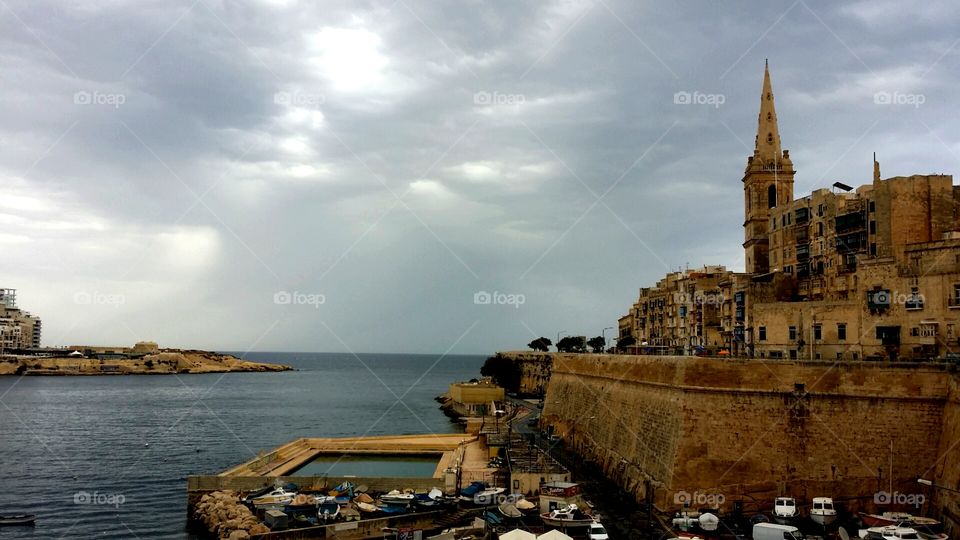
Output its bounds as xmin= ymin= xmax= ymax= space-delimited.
xmin=503 ymin=351 xmax=960 ymax=526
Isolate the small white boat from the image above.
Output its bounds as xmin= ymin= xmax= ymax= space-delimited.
xmin=699 ymin=513 xmax=720 ymax=532
xmin=474 ymin=487 xmax=505 ymax=505
xmin=250 ymin=488 xmax=296 ymax=510
xmin=541 ymin=503 xmax=594 ymax=529
xmin=774 ymin=497 xmax=799 ymax=522
xmin=318 ymin=497 xmax=340 ymax=521
xmin=810 ymin=497 xmax=837 ymax=526
xmin=860 ymin=526 xmax=921 ymax=540
xmin=380 ymin=490 xmax=416 ymax=505
xmin=355 ymin=501 xmax=379 ymax=513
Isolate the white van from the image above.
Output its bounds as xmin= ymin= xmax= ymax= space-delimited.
xmin=754 ymin=523 xmax=804 ymax=540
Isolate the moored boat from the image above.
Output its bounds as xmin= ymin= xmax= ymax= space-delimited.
xmin=811 ymin=497 xmax=837 ymax=526
xmin=859 ymin=526 xmax=921 ymax=540
xmin=0 ymin=515 xmax=36 ymax=526
xmin=541 ymin=503 xmax=594 ymax=529
xmin=250 ymin=488 xmax=297 ymax=511
xmin=380 ymin=490 xmax=416 ymax=505
xmin=774 ymin=497 xmax=800 ymax=523
xmin=474 ymin=487 xmax=505 ymax=505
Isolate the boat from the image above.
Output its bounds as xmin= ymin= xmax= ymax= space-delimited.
xmin=589 ymin=520 xmax=610 ymax=540
xmin=474 ymin=487 xmax=506 ymax=505
xmin=318 ymin=498 xmax=341 ymax=521
xmin=860 ymin=526 xmax=922 ymax=540
xmin=380 ymin=490 xmax=416 ymax=505
xmin=699 ymin=513 xmax=720 ymax=532
xmin=0 ymin=515 xmax=36 ymax=526
xmin=541 ymin=503 xmax=594 ymax=529
xmin=860 ymin=513 xmax=942 ymax=529
xmin=515 ymin=498 xmax=537 ymax=513
xmin=499 ymin=502 xmax=523 ymax=518
xmin=810 ymin=497 xmax=837 ymax=526
xmin=355 ymin=501 xmax=379 ymax=514
xmin=774 ymin=497 xmax=800 ymax=522
xmin=340 ymin=507 xmax=360 ymax=522
xmin=459 ymin=481 xmax=486 ymax=498
xmin=250 ymin=488 xmax=297 ymax=511
xmin=377 ymin=502 xmax=410 ymax=514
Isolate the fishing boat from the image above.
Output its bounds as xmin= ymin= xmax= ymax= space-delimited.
xmin=459 ymin=481 xmax=486 ymax=500
xmin=541 ymin=503 xmax=594 ymax=529
xmin=0 ymin=515 xmax=36 ymax=526
xmin=774 ymin=497 xmax=800 ymax=522
xmin=811 ymin=497 xmax=837 ymax=526
xmin=377 ymin=502 xmax=410 ymax=514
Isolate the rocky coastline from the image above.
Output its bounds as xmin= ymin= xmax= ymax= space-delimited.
xmin=0 ymin=349 xmax=293 ymax=376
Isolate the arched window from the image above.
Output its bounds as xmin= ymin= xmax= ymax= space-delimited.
xmin=767 ymin=133 xmax=774 ymax=144
xmin=767 ymin=112 xmax=772 ymax=121
xmin=768 ymin=185 xmax=777 ymax=208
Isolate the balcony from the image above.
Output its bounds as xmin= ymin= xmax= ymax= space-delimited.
xmin=796 ymin=243 xmax=810 ymax=261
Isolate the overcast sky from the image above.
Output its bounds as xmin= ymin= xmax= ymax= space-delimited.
xmin=1 ymin=0 xmax=957 ymax=354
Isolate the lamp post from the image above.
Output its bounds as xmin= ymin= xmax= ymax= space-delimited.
xmin=556 ymin=331 xmax=567 ymax=350
xmin=602 ymin=327 xmax=614 ymax=351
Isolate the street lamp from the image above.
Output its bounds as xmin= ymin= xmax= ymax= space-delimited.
xmin=556 ymin=330 xmax=567 ymax=349
xmin=602 ymin=327 xmax=614 ymax=351
xmin=917 ymin=478 xmax=960 ymax=493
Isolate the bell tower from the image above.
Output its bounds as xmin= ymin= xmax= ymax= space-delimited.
xmin=743 ymin=60 xmax=795 ymax=274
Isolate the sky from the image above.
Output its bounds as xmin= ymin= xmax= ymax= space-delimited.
xmin=1 ymin=0 xmax=958 ymax=354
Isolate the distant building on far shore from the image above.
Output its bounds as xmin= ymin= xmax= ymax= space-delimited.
xmin=0 ymin=288 xmax=42 ymax=350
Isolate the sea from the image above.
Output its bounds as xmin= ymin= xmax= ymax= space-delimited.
xmin=0 ymin=352 xmax=487 ymax=539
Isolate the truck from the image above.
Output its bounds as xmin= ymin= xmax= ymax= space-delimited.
xmin=753 ymin=523 xmax=804 ymax=540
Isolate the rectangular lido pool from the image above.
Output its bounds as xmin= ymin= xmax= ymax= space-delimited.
xmin=292 ymin=454 xmax=441 ymax=478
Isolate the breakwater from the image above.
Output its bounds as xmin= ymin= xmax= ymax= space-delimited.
xmin=499 ymin=351 xmax=960 ymax=530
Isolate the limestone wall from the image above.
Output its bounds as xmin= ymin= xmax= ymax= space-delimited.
xmin=529 ymin=352 xmax=957 ymax=517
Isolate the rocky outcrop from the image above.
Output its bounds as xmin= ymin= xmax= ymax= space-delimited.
xmin=0 ymin=349 xmax=292 ymax=376
xmin=192 ymin=490 xmax=271 ymax=539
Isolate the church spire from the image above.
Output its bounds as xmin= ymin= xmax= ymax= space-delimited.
xmin=755 ymin=59 xmax=782 ymax=164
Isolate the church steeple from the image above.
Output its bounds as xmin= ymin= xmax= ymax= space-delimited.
xmin=754 ymin=59 xmax=782 ymax=165
xmin=742 ymin=60 xmax=796 ymax=275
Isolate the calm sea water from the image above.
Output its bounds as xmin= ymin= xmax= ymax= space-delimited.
xmin=0 ymin=352 xmax=485 ymax=539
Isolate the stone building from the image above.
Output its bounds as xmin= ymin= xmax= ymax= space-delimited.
xmin=446 ymin=379 xmax=505 ymax=416
xmin=619 ymin=62 xmax=960 ymax=361
xmin=0 ymin=288 xmax=42 ymax=350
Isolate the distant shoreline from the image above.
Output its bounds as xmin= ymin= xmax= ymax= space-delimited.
xmin=0 ymin=349 xmax=293 ymax=376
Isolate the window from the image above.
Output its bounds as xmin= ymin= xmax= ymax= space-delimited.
xmin=905 ymin=287 xmax=924 ymax=310
xmin=869 ymin=201 xmax=875 ymax=212
xmin=789 ymin=349 xmax=797 ymax=359
xmin=817 ymin=222 xmax=824 ymax=237
xmin=814 ymin=325 xmax=822 ymax=341
xmin=838 ymin=323 xmax=847 ymax=341
xmin=871 ymin=243 xmax=877 ymax=256
xmin=870 ymin=220 xmax=876 ymax=234
xmin=759 ymin=327 xmax=767 ymax=341
xmin=789 ymin=326 xmax=797 ymax=340
xmin=768 ymin=185 xmax=777 ymax=208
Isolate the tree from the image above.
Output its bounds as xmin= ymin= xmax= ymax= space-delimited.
xmin=557 ymin=335 xmax=587 ymax=353
xmin=480 ymin=353 xmax=521 ymax=391
xmin=527 ymin=337 xmax=552 ymax=352
xmin=617 ymin=335 xmax=637 ymax=351
xmin=587 ymin=336 xmax=605 ymax=353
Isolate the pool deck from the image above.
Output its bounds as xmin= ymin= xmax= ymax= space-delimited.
xmin=219 ymin=434 xmax=490 ymax=479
